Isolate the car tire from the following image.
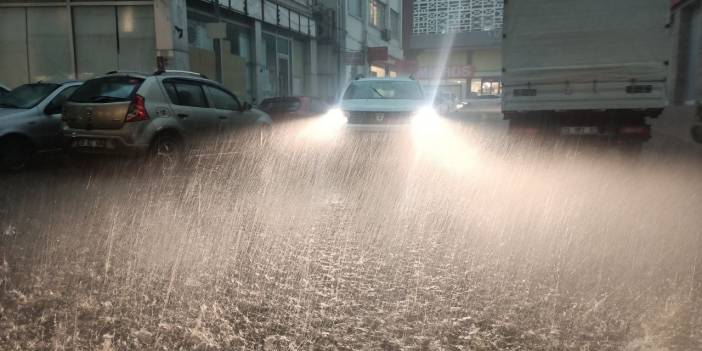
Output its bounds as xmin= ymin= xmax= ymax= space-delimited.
xmin=149 ymin=133 xmax=184 ymax=172
xmin=0 ymin=136 xmax=34 ymax=171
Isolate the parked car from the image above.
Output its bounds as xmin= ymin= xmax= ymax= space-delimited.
xmin=62 ymin=70 xmax=272 ymax=166
xmin=0 ymin=84 xmax=9 ymax=96
xmin=692 ymin=107 xmax=702 ymax=145
xmin=693 ymin=123 xmax=702 ymax=144
xmin=0 ymin=80 xmax=82 ymax=170
xmin=456 ymin=94 xmax=502 ymax=120
xmin=258 ymin=96 xmax=329 ymax=121
xmin=433 ymin=95 xmax=454 ymax=115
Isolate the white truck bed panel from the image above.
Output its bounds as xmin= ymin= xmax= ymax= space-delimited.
xmin=502 ymin=0 xmax=670 ymax=112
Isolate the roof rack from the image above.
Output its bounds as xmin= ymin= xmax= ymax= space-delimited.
xmin=104 ymin=70 xmax=148 ymax=76
xmin=153 ymin=70 xmax=208 ymax=79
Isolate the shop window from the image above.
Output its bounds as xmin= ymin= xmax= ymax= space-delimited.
xmin=370 ymin=65 xmax=386 ymax=78
xmin=117 ymin=6 xmax=156 ymax=73
xmin=370 ymin=0 xmax=386 ymax=29
xmin=481 ymin=79 xmax=501 ymax=96
xmin=27 ymin=7 xmax=72 ymax=82
xmin=74 ymin=7 xmax=118 ymax=79
xmin=74 ymin=6 xmax=155 ymax=80
xmin=470 ymin=78 xmax=501 ymax=96
xmin=0 ymin=8 xmax=29 ymax=87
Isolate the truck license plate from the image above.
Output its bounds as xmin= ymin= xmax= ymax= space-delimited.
xmin=561 ymin=126 xmax=599 ymax=136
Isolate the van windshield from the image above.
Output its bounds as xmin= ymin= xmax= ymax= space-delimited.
xmin=343 ymin=81 xmax=424 ymax=100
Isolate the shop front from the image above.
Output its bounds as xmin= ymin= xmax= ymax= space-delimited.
xmin=410 ymin=49 xmax=501 ymax=99
xmin=0 ymin=1 xmax=157 ymax=88
xmin=367 ymin=46 xmax=399 ymax=78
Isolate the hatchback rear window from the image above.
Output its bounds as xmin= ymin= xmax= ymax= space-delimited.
xmin=69 ymin=76 xmax=143 ymax=103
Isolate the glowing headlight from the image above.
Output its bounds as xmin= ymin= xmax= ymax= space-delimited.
xmin=321 ymin=108 xmax=348 ymax=126
xmin=412 ymin=106 xmax=440 ymax=128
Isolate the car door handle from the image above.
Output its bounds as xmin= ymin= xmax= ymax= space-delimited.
xmin=177 ymin=113 xmax=188 ymax=118
xmin=218 ymin=116 xmax=227 ymax=120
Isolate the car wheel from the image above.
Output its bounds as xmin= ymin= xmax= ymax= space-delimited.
xmin=149 ymin=133 xmax=183 ymax=172
xmin=0 ymin=136 xmax=34 ymax=171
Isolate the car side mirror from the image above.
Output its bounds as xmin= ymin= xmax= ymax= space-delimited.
xmin=241 ymin=102 xmax=252 ymax=111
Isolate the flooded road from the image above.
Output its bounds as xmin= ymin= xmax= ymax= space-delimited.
xmin=1 ymin=116 xmax=701 ymax=350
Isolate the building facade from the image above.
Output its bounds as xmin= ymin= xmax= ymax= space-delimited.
xmin=403 ymin=0 xmax=503 ymax=100
xmin=0 ymin=0 xmax=320 ymax=103
xmin=316 ymin=0 xmax=405 ymax=99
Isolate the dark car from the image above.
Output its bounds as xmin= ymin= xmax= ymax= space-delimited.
xmin=0 ymin=84 xmax=9 ymax=96
xmin=258 ymin=96 xmax=328 ymax=121
xmin=0 ymin=81 xmax=83 ymax=170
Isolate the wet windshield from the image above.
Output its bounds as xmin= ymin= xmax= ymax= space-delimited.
xmin=343 ymin=81 xmax=424 ymax=100
xmin=0 ymin=83 xmax=59 ymax=109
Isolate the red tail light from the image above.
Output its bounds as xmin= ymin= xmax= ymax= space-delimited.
xmin=125 ymin=94 xmax=149 ymax=123
xmin=618 ymin=125 xmax=650 ymax=137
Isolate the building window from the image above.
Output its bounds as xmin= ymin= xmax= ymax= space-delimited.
xmin=370 ymin=65 xmax=386 ymax=77
xmin=348 ymin=0 xmax=362 ymax=18
xmin=370 ymin=0 xmax=386 ymax=29
xmin=391 ymin=10 xmax=400 ymax=40
xmin=73 ymin=5 xmax=155 ymax=80
xmin=413 ymin=0 xmax=503 ymax=35
xmin=471 ymin=78 xmax=501 ymax=96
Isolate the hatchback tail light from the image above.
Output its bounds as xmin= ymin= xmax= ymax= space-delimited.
xmin=125 ymin=94 xmax=149 ymax=123
xmin=618 ymin=125 xmax=650 ymax=137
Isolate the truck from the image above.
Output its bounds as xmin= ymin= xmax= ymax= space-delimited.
xmin=501 ymin=0 xmax=671 ymax=151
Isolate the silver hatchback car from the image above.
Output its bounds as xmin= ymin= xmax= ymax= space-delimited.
xmin=0 ymin=81 xmax=82 ymax=170
xmin=63 ymin=71 xmax=272 ymax=163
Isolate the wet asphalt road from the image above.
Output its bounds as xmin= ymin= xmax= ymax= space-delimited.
xmin=1 ymin=113 xmax=701 ymax=350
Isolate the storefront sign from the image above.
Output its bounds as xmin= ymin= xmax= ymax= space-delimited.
xmin=414 ymin=65 xmax=473 ymax=79
xmin=367 ymin=46 xmax=389 ymax=62
xmin=344 ymin=51 xmax=365 ymax=65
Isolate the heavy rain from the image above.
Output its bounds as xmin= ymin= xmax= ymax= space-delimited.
xmin=2 ymin=0 xmax=702 ymax=349
xmin=2 ymin=116 xmax=701 ymax=350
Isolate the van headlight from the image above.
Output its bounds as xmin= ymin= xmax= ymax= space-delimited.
xmin=321 ymin=108 xmax=348 ymax=126
xmin=411 ymin=106 xmax=440 ymax=128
